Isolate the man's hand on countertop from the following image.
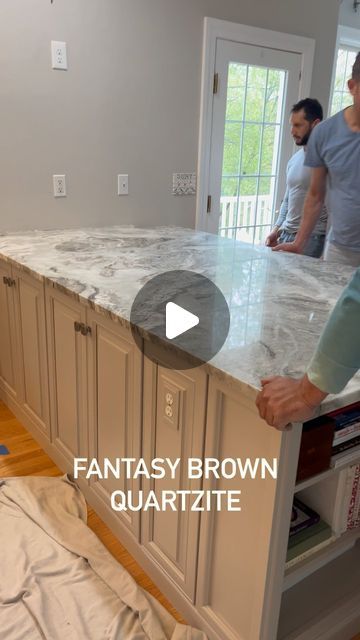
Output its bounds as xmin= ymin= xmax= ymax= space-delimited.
xmin=256 ymin=374 xmax=328 ymax=430
xmin=272 ymin=241 xmax=303 ymax=254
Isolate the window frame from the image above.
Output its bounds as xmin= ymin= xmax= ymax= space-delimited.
xmin=328 ymin=25 xmax=360 ymax=117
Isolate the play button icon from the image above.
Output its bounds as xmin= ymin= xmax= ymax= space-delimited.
xmin=166 ymin=302 xmax=199 ymax=339
xmin=130 ymin=270 xmax=230 ymax=369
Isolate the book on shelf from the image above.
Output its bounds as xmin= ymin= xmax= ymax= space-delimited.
xmin=333 ymin=422 xmax=360 ymax=443
xmin=332 ymin=464 xmax=360 ymax=533
xmin=289 ymin=497 xmax=320 ymax=537
xmin=328 ymin=401 xmax=360 ymax=432
xmin=347 ymin=464 xmax=360 ymax=530
xmin=286 ymin=511 xmax=333 ymax=565
xmin=286 ymin=529 xmax=335 ymax=569
xmin=332 ymin=434 xmax=360 ymax=456
xmin=330 ymin=446 xmax=360 ymax=468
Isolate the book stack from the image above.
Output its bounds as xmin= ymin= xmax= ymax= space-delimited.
xmin=329 ymin=402 xmax=360 ymax=468
xmin=333 ymin=464 xmax=360 ymax=533
xmin=286 ymin=497 xmax=333 ymax=569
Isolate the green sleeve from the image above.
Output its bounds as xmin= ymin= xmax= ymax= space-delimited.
xmin=307 ymin=267 xmax=360 ymax=394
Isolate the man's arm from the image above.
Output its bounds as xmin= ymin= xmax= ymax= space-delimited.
xmin=275 ymin=189 xmax=289 ymax=229
xmin=307 ymin=268 xmax=360 ymax=393
xmin=256 ymin=268 xmax=360 ymax=429
xmin=273 ymin=166 xmax=327 ymax=254
xmin=266 ymin=189 xmax=288 ymax=246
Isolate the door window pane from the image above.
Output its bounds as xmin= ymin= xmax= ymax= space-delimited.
xmin=241 ymin=124 xmax=261 ymax=175
xmin=220 ymin=60 xmax=286 ymax=245
xmin=245 ymin=66 xmax=267 ymax=122
xmin=223 ymin=122 xmax=242 ymax=175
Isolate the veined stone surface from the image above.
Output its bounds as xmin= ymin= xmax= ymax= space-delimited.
xmin=0 ymin=224 xmax=358 ymax=411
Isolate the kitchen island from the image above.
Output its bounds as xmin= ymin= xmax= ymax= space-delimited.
xmin=0 ymin=225 xmax=360 ymax=640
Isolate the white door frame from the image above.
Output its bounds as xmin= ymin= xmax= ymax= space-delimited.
xmin=195 ymin=17 xmax=315 ymax=232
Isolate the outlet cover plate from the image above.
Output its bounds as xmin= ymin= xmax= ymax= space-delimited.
xmin=53 ymin=174 xmax=66 ymax=197
xmin=51 ymin=41 xmax=67 ymax=70
xmin=172 ymin=172 xmax=196 ymax=196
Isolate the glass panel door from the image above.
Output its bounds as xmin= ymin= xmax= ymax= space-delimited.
xmin=207 ymin=39 xmax=302 ymax=242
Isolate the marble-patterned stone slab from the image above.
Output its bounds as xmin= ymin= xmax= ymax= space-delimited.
xmin=0 ymin=224 xmax=359 ymax=412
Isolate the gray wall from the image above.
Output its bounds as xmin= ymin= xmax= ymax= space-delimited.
xmin=339 ymin=1 xmax=360 ymax=29
xmin=0 ymin=0 xmax=340 ymax=232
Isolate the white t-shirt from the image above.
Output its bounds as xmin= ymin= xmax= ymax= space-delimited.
xmin=276 ymin=148 xmax=327 ymax=235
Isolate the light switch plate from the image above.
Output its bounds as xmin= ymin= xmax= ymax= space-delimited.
xmin=118 ymin=174 xmax=129 ymax=195
xmin=172 ymin=172 xmax=196 ymax=196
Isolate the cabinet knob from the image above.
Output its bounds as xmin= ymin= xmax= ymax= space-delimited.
xmin=80 ymin=324 xmax=91 ymax=336
xmin=8 ymin=278 xmax=16 ymax=287
xmin=74 ymin=321 xmax=82 ymax=332
xmin=3 ymin=276 xmax=9 ymax=286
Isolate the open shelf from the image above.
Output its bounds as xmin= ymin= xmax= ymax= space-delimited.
xmin=278 ymin=539 xmax=360 ymax=639
xmin=295 ymin=448 xmax=360 ymax=493
xmin=283 ymin=529 xmax=360 ymax=591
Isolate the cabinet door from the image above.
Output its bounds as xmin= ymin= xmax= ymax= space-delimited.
xmin=196 ymin=378 xmax=299 ymax=640
xmin=142 ymin=342 xmax=207 ymax=601
xmin=0 ymin=260 xmax=21 ymax=401
xmin=14 ymin=268 xmax=50 ymax=437
xmin=87 ymin=310 xmax=143 ymax=538
xmin=46 ymin=287 xmax=88 ymax=463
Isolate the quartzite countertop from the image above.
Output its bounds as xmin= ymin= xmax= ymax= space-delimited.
xmin=0 ymin=224 xmax=359 ymax=413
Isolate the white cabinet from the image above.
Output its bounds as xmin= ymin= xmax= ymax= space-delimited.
xmin=87 ymin=308 xmax=143 ymax=538
xmin=196 ymin=377 xmax=290 ymax=640
xmin=142 ymin=343 xmax=207 ymax=601
xmin=45 ymin=287 xmax=143 ymax=537
xmin=0 ymin=260 xmax=21 ymax=401
xmin=46 ymin=287 xmax=88 ymax=462
xmin=0 ymin=260 xmax=50 ymax=438
xmin=14 ymin=267 xmax=50 ymax=437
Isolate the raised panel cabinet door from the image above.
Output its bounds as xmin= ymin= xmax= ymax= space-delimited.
xmin=142 ymin=342 xmax=208 ymax=601
xmin=196 ymin=378 xmax=300 ymax=640
xmin=14 ymin=268 xmax=50 ymax=437
xmin=87 ymin=310 xmax=143 ymax=538
xmin=46 ymin=287 xmax=88 ymax=463
xmin=0 ymin=260 xmax=20 ymax=400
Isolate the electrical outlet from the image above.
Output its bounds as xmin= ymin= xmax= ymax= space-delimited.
xmin=117 ymin=174 xmax=128 ymax=196
xmin=51 ymin=41 xmax=67 ymax=70
xmin=53 ymin=175 xmax=66 ymax=197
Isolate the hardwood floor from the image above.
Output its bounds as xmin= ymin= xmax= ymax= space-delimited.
xmin=0 ymin=400 xmax=185 ymax=624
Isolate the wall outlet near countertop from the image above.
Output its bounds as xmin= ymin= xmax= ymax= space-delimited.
xmin=51 ymin=41 xmax=68 ymax=70
xmin=53 ymin=175 xmax=66 ymax=197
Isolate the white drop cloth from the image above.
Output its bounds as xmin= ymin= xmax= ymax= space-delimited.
xmin=0 ymin=475 xmax=207 ymax=640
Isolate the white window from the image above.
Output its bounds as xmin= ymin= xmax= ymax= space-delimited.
xmin=329 ymin=26 xmax=360 ymax=116
xmin=330 ymin=47 xmax=358 ymax=115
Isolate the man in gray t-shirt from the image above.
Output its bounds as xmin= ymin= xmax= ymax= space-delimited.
xmin=266 ymin=98 xmax=327 ymax=258
xmin=274 ymin=52 xmax=360 ymax=267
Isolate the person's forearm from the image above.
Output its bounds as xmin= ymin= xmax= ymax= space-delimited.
xmin=275 ymin=192 xmax=288 ymax=228
xmin=294 ymin=191 xmax=324 ymax=251
xmin=307 ymin=268 xmax=360 ymax=394
xmin=275 ymin=204 xmax=286 ymax=228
